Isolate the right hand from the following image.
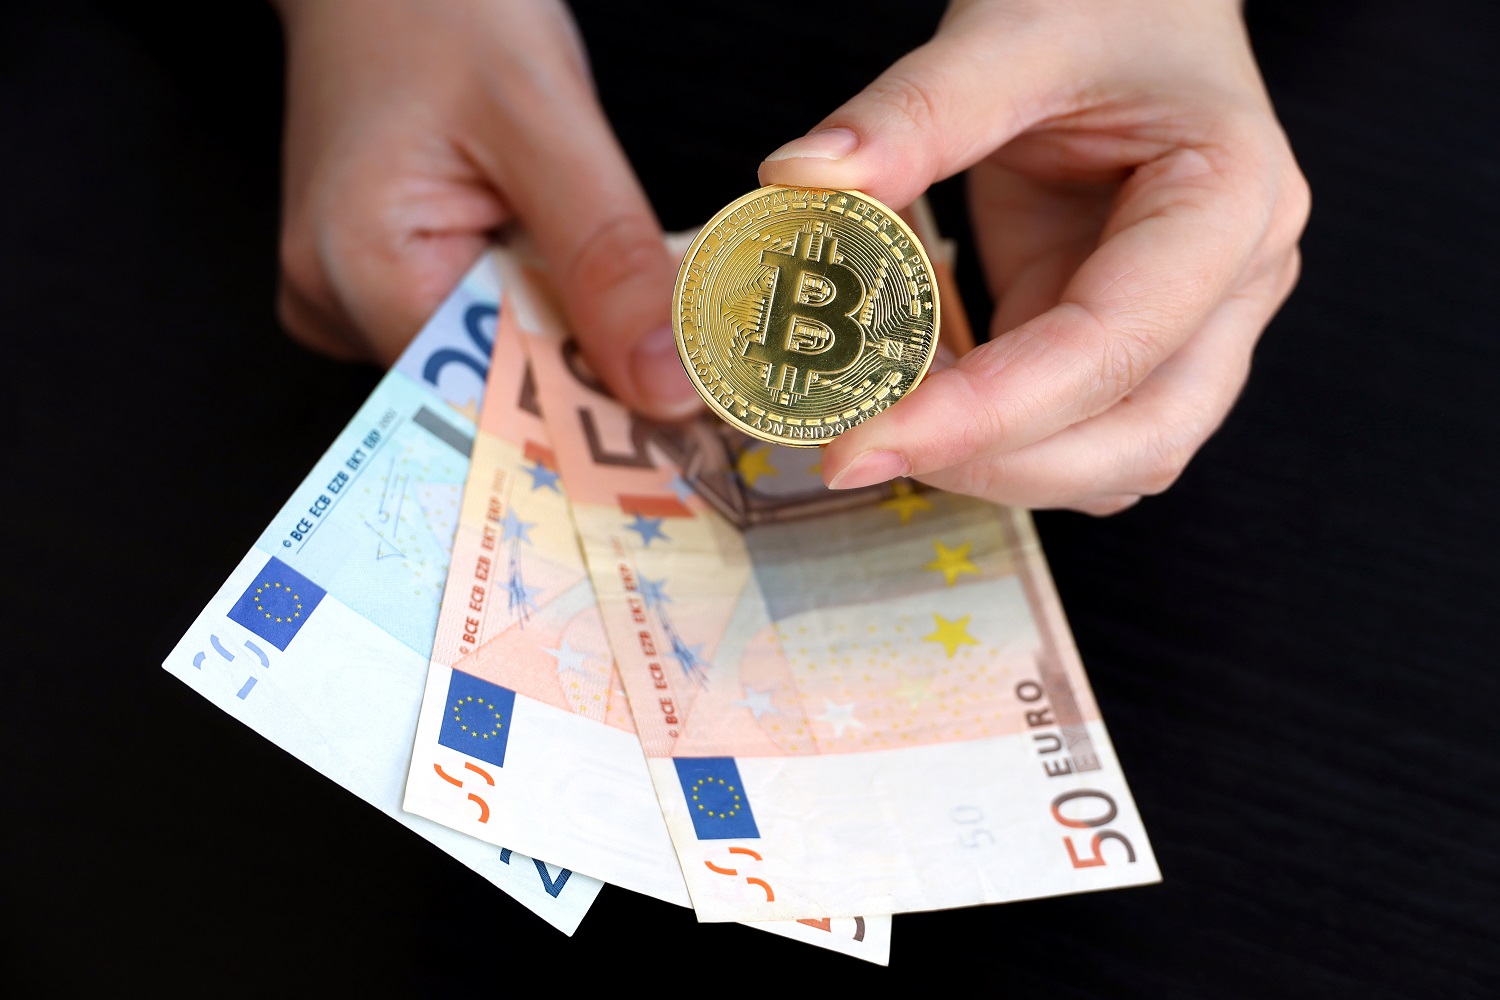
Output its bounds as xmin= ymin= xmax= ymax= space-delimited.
xmin=760 ymin=0 xmax=1308 ymax=515
xmin=272 ymin=0 xmax=702 ymax=420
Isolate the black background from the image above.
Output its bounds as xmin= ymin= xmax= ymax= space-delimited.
xmin=2 ymin=1 xmax=1497 ymax=995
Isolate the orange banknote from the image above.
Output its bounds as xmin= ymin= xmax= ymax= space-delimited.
xmin=402 ymin=279 xmax=892 ymax=961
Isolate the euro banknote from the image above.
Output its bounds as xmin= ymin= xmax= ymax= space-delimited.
xmin=162 ymin=256 xmax=603 ymax=933
xmin=513 ymin=245 xmax=1161 ymax=922
xmin=400 ymin=286 xmax=686 ymax=905
xmin=401 ymin=276 xmax=892 ymax=962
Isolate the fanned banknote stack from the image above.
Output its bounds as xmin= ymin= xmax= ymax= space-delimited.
xmin=164 ymin=218 xmax=1159 ymax=965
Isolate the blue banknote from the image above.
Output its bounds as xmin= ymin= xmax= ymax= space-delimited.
xmin=163 ymin=255 xmax=603 ymax=933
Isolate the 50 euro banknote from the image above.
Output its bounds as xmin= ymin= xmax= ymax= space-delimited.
xmin=400 ymin=271 xmax=891 ymax=962
xmin=511 ymin=243 xmax=1161 ymax=923
xmin=162 ymin=256 xmax=603 ymax=933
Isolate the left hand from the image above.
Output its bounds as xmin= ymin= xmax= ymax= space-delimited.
xmin=759 ymin=0 xmax=1309 ymax=515
xmin=272 ymin=0 xmax=699 ymax=420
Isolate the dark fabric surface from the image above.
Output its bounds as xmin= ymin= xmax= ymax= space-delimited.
xmin=2 ymin=1 xmax=1496 ymax=994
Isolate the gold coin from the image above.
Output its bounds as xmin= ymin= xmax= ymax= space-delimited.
xmin=673 ymin=185 xmax=939 ymax=447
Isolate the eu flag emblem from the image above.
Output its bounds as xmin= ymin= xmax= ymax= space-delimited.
xmin=437 ymin=670 xmax=517 ymax=769
xmin=226 ymin=557 xmax=327 ymax=651
xmin=675 ymin=757 xmax=760 ymax=840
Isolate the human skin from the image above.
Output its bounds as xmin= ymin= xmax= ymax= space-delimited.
xmin=274 ymin=0 xmax=1308 ymax=515
xmin=272 ymin=0 xmax=699 ymax=420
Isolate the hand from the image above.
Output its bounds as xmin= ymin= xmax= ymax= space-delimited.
xmin=273 ymin=0 xmax=701 ymax=419
xmin=760 ymin=0 xmax=1310 ymax=514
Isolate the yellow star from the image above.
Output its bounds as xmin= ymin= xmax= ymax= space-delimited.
xmin=924 ymin=613 xmax=979 ymax=658
xmin=736 ymin=446 xmax=779 ymax=488
xmin=894 ymin=671 xmax=936 ymax=707
xmin=880 ymin=481 xmax=933 ymax=524
xmin=926 ymin=540 xmax=979 ymax=586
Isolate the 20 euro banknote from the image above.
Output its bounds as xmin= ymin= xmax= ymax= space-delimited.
xmin=162 ymin=256 xmax=603 ymax=933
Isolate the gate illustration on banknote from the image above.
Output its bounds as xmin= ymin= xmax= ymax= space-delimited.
xmin=559 ymin=337 xmax=902 ymax=529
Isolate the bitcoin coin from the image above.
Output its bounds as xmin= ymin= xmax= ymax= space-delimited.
xmin=673 ymin=185 xmax=939 ymax=448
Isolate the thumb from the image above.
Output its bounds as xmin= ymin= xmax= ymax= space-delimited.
xmin=473 ymin=48 xmax=700 ymax=420
xmin=757 ymin=7 xmax=1056 ymax=208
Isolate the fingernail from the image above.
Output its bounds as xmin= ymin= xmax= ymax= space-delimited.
xmin=630 ymin=323 xmax=702 ymax=417
xmin=764 ymin=127 xmax=859 ymax=163
xmin=826 ymin=450 xmax=911 ymax=490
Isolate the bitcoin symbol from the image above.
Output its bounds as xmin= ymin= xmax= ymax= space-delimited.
xmin=744 ymin=229 xmax=867 ymax=398
xmin=672 ymin=185 xmax=939 ymax=447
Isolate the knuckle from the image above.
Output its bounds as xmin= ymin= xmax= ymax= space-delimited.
xmin=860 ymin=69 xmax=947 ymax=164
xmin=1208 ymin=111 xmax=1311 ymax=245
xmin=1027 ymin=304 xmax=1155 ymax=416
xmin=273 ymin=239 xmax=360 ymax=359
xmin=563 ymin=212 xmax=664 ymax=299
xmin=1286 ymin=164 xmax=1312 ymax=231
xmin=1280 ymin=246 xmax=1303 ymax=299
xmin=960 ymin=404 xmax=1007 ymax=463
xmin=1095 ymin=327 xmax=1157 ymax=405
xmin=938 ymin=453 xmax=1010 ymax=504
xmin=1255 ymin=244 xmax=1304 ymax=310
xmin=909 ymin=366 xmax=1005 ymax=466
xmin=1284 ymin=173 xmax=1308 ymax=233
xmin=1076 ymin=494 xmax=1141 ymax=518
xmin=274 ymin=282 xmax=341 ymax=358
xmin=964 ymin=388 xmax=1020 ymax=466
xmin=277 ymin=226 xmax=318 ymax=296
xmin=277 ymin=220 xmax=334 ymax=316
xmin=932 ymin=462 xmax=990 ymax=500
xmin=275 ymin=229 xmax=330 ymax=344
xmin=1136 ymin=426 xmax=1194 ymax=495
xmin=1247 ymin=127 xmax=1312 ymax=249
xmin=868 ymin=71 xmax=941 ymax=134
xmin=275 ymin=287 xmax=327 ymax=355
xmin=1269 ymin=159 xmax=1312 ymax=250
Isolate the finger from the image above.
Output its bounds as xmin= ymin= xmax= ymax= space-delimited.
xmin=756 ymin=4 xmax=1067 ymax=208
xmin=467 ymin=49 xmax=698 ymax=420
xmin=825 ymin=136 xmax=1281 ymax=489
xmin=908 ymin=251 xmax=1298 ymax=509
xmin=964 ymin=161 xmax=1114 ymax=329
xmin=289 ymin=143 xmax=509 ymax=365
xmin=276 ymin=0 xmax=517 ymax=367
